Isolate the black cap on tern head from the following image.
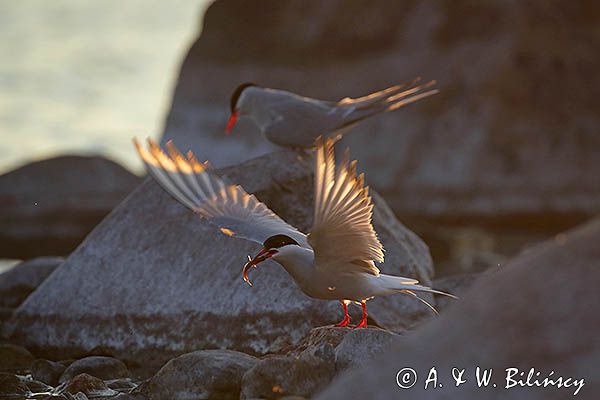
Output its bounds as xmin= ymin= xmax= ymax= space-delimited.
xmin=230 ymin=82 xmax=257 ymax=112
xmin=263 ymin=234 xmax=299 ymax=249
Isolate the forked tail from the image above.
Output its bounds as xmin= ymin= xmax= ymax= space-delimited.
xmin=377 ymin=274 xmax=458 ymax=315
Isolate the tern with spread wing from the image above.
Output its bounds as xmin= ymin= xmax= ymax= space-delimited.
xmin=134 ymin=137 xmax=455 ymax=328
xmin=225 ymin=79 xmax=438 ymax=148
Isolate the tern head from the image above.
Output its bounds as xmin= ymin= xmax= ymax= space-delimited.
xmin=225 ymin=82 xmax=257 ymax=134
xmin=243 ymin=234 xmax=300 ymax=286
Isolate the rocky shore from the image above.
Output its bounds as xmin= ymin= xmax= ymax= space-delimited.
xmin=1 ymin=219 xmax=598 ymax=399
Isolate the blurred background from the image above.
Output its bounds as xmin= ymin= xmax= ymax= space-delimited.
xmin=1 ymin=0 xmax=599 ymax=277
xmin=0 ymin=0 xmax=207 ymax=175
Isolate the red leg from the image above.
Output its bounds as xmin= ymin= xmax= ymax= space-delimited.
xmin=354 ymin=301 xmax=368 ymax=328
xmin=335 ymin=301 xmax=351 ymax=327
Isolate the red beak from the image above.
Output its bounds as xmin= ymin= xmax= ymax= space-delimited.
xmin=225 ymin=111 xmax=238 ymax=134
xmin=242 ymin=247 xmax=276 ymax=287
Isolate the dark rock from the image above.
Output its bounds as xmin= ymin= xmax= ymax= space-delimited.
xmin=23 ymin=378 xmax=52 ymax=395
xmin=0 ymin=155 xmax=141 ymax=259
xmin=0 ymin=307 xmax=14 ymax=330
xmin=138 ymin=350 xmax=258 ymax=400
xmin=0 ymin=257 xmax=63 ymax=308
xmin=59 ymin=356 xmax=129 ymax=383
xmin=165 ymin=0 xmax=599 ymax=230
xmin=240 ymin=355 xmax=333 ymax=400
xmin=239 ymin=326 xmax=398 ymax=399
xmin=333 ymin=328 xmax=398 ymax=371
xmin=0 ymin=343 xmax=34 ymax=373
xmin=4 ymin=151 xmax=433 ymax=369
xmin=281 ymin=326 xmax=398 ymax=371
xmin=316 ymin=218 xmax=600 ymax=399
xmin=60 ymin=373 xmax=118 ymax=397
xmin=431 ymin=272 xmax=482 ymax=311
xmin=281 ymin=326 xmax=349 ymax=365
xmin=113 ymin=394 xmax=148 ymax=400
xmin=106 ymin=378 xmax=137 ymax=392
xmin=0 ymin=373 xmax=29 ymax=398
xmin=0 ymin=374 xmax=51 ymax=397
xmin=32 ymin=359 xmax=67 ymax=386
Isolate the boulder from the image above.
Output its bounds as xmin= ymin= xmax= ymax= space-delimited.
xmin=105 ymin=378 xmax=137 ymax=392
xmin=164 ymin=0 xmax=600 ymax=226
xmin=281 ymin=326 xmax=399 ymax=372
xmin=60 ymin=373 xmax=118 ymax=398
xmin=0 ymin=155 xmax=141 ymax=259
xmin=240 ymin=356 xmax=333 ymax=400
xmin=333 ymin=328 xmax=399 ymax=371
xmin=32 ymin=359 xmax=66 ymax=386
xmin=316 ymin=218 xmax=600 ymax=399
xmin=239 ymin=326 xmax=398 ymax=399
xmin=138 ymin=350 xmax=258 ymax=400
xmin=59 ymin=356 xmax=130 ymax=383
xmin=0 ymin=257 xmax=64 ymax=308
xmin=4 ymin=150 xmax=433 ymax=370
xmin=0 ymin=343 xmax=35 ymax=373
xmin=431 ymin=272 xmax=482 ymax=311
xmin=0 ymin=373 xmax=29 ymax=398
xmin=0 ymin=372 xmax=52 ymax=398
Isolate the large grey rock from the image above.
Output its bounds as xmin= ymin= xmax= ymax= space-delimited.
xmin=316 ymin=218 xmax=600 ymax=399
xmin=0 ymin=257 xmax=64 ymax=308
xmin=165 ymin=0 xmax=600 ymax=223
xmin=0 ymin=155 xmax=141 ymax=259
xmin=138 ymin=350 xmax=258 ymax=400
xmin=59 ymin=356 xmax=130 ymax=383
xmin=4 ymin=150 xmax=433 ymax=371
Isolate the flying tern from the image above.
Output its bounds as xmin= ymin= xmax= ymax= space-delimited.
xmin=134 ymin=137 xmax=455 ymax=328
xmin=225 ymin=78 xmax=438 ymax=148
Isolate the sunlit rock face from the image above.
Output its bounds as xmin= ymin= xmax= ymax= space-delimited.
xmin=0 ymin=156 xmax=141 ymax=259
xmin=316 ymin=218 xmax=600 ymax=399
xmin=4 ymin=150 xmax=433 ymax=371
xmin=164 ymin=0 xmax=600 ymax=222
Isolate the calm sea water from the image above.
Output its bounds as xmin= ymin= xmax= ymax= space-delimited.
xmin=0 ymin=0 xmax=207 ymax=268
xmin=0 ymin=0 xmax=207 ymax=175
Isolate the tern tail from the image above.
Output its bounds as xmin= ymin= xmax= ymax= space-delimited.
xmin=332 ymin=79 xmax=438 ymax=136
xmin=375 ymin=274 xmax=457 ymax=315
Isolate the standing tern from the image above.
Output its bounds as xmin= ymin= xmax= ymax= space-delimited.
xmin=225 ymin=79 xmax=438 ymax=148
xmin=134 ymin=137 xmax=455 ymax=328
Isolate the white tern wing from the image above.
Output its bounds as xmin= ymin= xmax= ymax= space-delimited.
xmin=134 ymin=138 xmax=309 ymax=247
xmin=308 ymin=138 xmax=384 ymax=274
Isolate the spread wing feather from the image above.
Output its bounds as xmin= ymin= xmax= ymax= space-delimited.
xmin=308 ymin=138 xmax=384 ymax=274
xmin=134 ymin=138 xmax=308 ymax=247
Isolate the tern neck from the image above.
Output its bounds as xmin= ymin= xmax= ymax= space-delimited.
xmin=271 ymin=246 xmax=315 ymax=288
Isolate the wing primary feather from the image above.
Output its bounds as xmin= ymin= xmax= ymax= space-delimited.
xmin=134 ymin=137 xmax=308 ymax=248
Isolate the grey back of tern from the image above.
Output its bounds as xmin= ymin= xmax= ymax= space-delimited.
xmin=227 ymin=79 xmax=438 ymax=148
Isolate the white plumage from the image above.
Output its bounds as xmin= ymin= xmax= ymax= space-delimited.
xmin=134 ymin=137 xmax=455 ymax=328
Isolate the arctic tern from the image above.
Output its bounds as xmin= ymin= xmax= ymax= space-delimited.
xmin=134 ymin=137 xmax=455 ymax=328
xmin=225 ymin=79 xmax=438 ymax=148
